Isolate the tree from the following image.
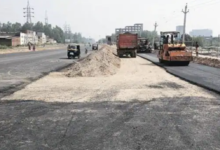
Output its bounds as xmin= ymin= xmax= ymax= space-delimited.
xmin=141 ymin=30 xmax=159 ymax=42
xmin=181 ymin=34 xmax=193 ymax=46
xmin=12 ymin=22 xmax=22 ymax=32
xmin=192 ymin=37 xmax=203 ymax=47
xmin=33 ymin=22 xmax=44 ymax=32
xmin=21 ymin=23 xmax=34 ymax=32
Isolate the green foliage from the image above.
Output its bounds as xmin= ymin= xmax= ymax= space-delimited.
xmin=0 ymin=21 xmax=93 ymax=44
xmin=192 ymin=37 xmax=203 ymax=47
xmin=141 ymin=30 xmax=159 ymax=42
xmin=0 ymin=22 xmax=65 ymax=43
xmin=0 ymin=45 xmax=8 ymax=49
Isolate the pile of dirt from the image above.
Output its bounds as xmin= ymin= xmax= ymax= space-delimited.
xmin=65 ymin=45 xmax=120 ymax=77
xmin=193 ymin=56 xmax=220 ymax=68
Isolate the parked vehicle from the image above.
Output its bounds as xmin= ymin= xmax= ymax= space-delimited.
xmin=137 ymin=38 xmax=151 ymax=53
xmin=117 ymin=32 xmax=138 ymax=58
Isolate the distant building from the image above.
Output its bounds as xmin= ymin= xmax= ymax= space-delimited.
xmin=24 ymin=30 xmax=38 ymax=44
xmin=190 ymin=29 xmax=213 ymax=37
xmin=115 ymin=23 xmax=143 ymax=36
xmin=37 ymin=32 xmax=47 ymax=44
xmin=0 ymin=36 xmax=20 ymax=46
xmin=176 ymin=25 xmax=183 ymax=36
xmin=14 ymin=32 xmax=28 ymax=45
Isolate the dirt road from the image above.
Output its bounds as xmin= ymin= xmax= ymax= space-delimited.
xmin=3 ymin=57 xmax=217 ymax=102
xmin=1 ymin=56 xmax=220 ymax=149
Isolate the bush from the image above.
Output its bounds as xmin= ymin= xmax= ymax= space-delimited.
xmin=0 ymin=45 xmax=8 ymax=49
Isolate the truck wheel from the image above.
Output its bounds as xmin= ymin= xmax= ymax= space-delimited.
xmin=182 ymin=61 xmax=190 ymax=66
xmin=133 ymin=52 xmax=137 ymax=58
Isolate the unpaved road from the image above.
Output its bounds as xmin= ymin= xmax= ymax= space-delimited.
xmin=1 ymin=57 xmax=220 ymax=149
xmin=0 ymin=45 xmax=90 ymax=99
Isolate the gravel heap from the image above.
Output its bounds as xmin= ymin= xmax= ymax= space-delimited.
xmin=65 ymin=45 xmax=120 ymax=77
xmin=193 ymin=56 xmax=220 ymax=68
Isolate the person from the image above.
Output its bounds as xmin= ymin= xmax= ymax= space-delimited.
xmin=195 ymin=42 xmax=199 ymax=57
xmin=85 ymin=48 xmax=88 ymax=54
xmin=165 ymin=35 xmax=169 ymax=44
xmin=33 ymin=45 xmax=35 ymax=51
xmin=171 ymin=34 xmax=174 ymax=44
xmin=28 ymin=43 xmax=31 ymax=50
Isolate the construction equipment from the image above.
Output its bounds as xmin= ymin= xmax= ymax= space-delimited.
xmin=117 ymin=32 xmax=138 ymax=58
xmin=157 ymin=31 xmax=193 ymax=66
xmin=92 ymin=43 xmax=98 ymax=50
xmin=67 ymin=44 xmax=81 ymax=59
xmin=137 ymin=38 xmax=151 ymax=53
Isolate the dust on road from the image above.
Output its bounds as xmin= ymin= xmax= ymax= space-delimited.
xmin=2 ymin=55 xmax=218 ymax=102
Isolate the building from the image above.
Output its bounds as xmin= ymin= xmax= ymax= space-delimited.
xmin=115 ymin=23 xmax=143 ymax=36
xmin=0 ymin=36 xmax=20 ymax=46
xmin=47 ymin=38 xmax=57 ymax=44
xmin=24 ymin=30 xmax=38 ymax=44
xmin=190 ymin=29 xmax=213 ymax=37
xmin=176 ymin=25 xmax=183 ymax=36
xmin=14 ymin=32 xmax=27 ymax=45
xmin=37 ymin=32 xmax=47 ymax=44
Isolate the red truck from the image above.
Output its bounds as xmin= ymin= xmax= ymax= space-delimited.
xmin=117 ymin=32 xmax=138 ymax=58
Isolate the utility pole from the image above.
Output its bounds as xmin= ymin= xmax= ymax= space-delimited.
xmin=23 ymin=0 xmax=34 ymax=24
xmin=182 ymin=3 xmax=189 ymax=44
xmin=152 ymin=22 xmax=158 ymax=50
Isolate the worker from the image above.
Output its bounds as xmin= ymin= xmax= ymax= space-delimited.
xmin=166 ymin=35 xmax=169 ymax=44
xmin=33 ymin=44 xmax=35 ymax=51
xmin=171 ymin=34 xmax=174 ymax=44
xmin=28 ymin=43 xmax=31 ymax=51
xmin=195 ymin=42 xmax=199 ymax=57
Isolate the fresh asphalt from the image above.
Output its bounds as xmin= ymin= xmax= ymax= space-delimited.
xmin=0 ymin=45 xmax=91 ymax=98
xmin=138 ymin=53 xmax=220 ymax=93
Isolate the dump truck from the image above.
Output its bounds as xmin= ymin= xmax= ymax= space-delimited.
xmin=137 ymin=38 xmax=151 ymax=53
xmin=117 ymin=32 xmax=138 ymax=58
xmin=157 ymin=31 xmax=193 ymax=66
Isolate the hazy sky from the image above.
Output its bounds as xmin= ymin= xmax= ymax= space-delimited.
xmin=0 ymin=0 xmax=219 ymax=40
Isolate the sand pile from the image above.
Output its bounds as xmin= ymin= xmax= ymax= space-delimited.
xmin=65 ymin=45 xmax=120 ymax=77
xmin=193 ymin=56 xmax=220 ymax=68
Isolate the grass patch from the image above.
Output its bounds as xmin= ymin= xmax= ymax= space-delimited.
xmin=0 ymin=45 xmax=9 ymax=49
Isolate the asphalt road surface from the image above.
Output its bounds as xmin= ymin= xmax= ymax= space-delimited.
xmin=0 ymin=45 xmax=90 ymax=98
xmin=1 ymin=96 xmax=220 ymax=150
xmin=138 ymin=53 xmax=220 ymax=93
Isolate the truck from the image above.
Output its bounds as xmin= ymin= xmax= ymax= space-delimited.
xmin=137 ymin=38 xmax=151 ymax=53
xmin=157 ymin=31 xmax=193 ymax=66
xmin=117 ymin=32 xmax=138 ymax=58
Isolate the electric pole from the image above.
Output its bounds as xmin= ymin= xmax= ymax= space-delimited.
xmin=45 ymin=11 xmax=48 ymax=25
xmin=182 ymin=3 xmax=189 ymax=44
xmin=23 ymin=0 xmax=34 ymax=24
xmin=152 ymin=22 xmax=158 ymax=50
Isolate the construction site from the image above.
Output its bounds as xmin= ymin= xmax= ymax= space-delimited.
xmin=1 ymin=0 xmax=220 ymax=150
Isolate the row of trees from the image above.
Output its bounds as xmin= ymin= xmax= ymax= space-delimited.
xmin=0 ymin=22 xmax=92 ymax=43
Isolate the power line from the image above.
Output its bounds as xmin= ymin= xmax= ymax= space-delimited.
xmin=23 ymin=0 xmax=34 ymax=24
xmin=190 ymin=0 xmax=218 ymax=8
